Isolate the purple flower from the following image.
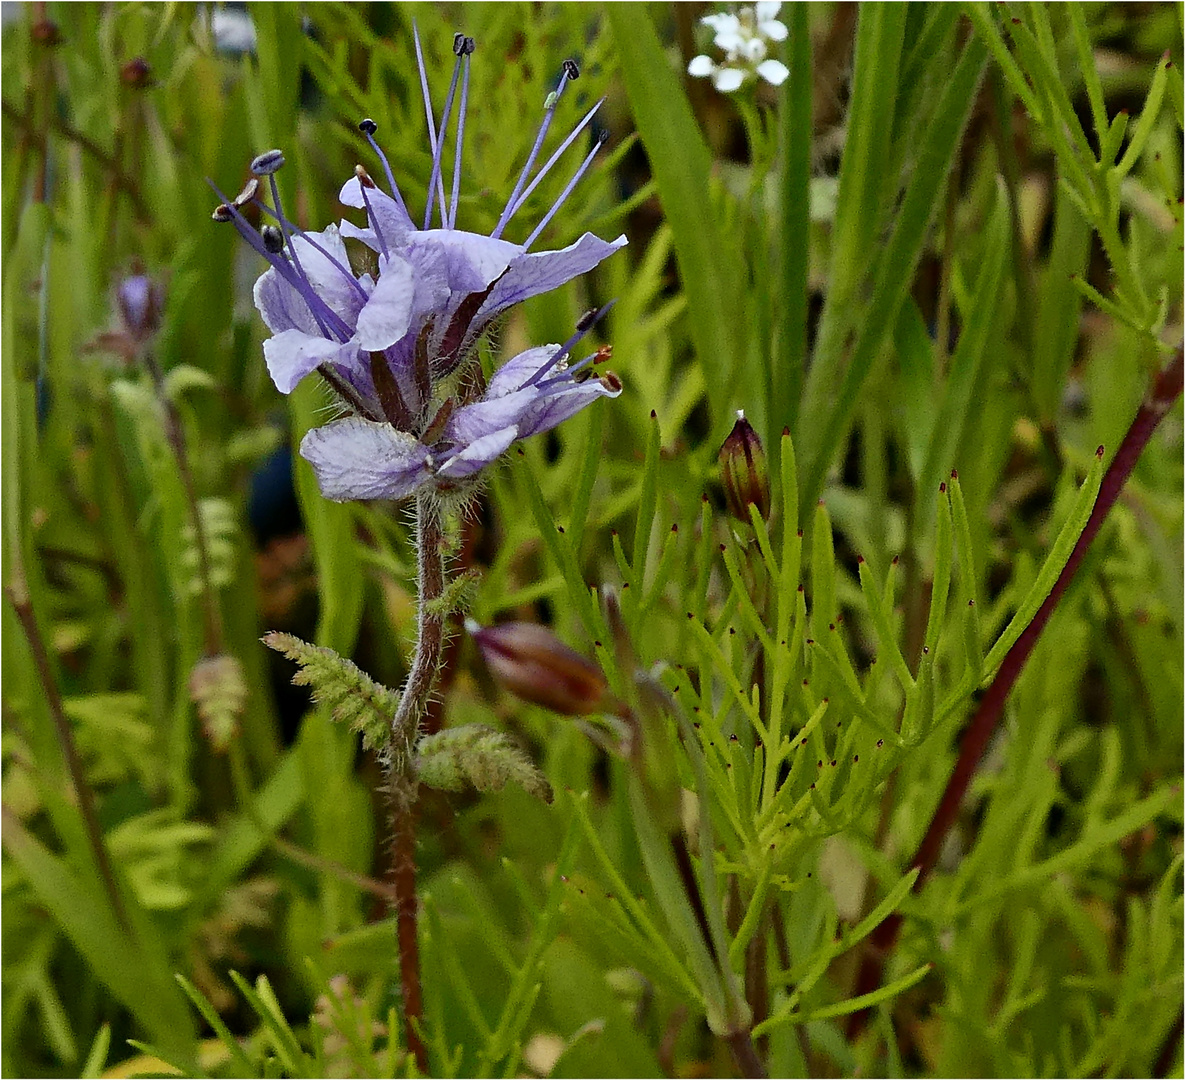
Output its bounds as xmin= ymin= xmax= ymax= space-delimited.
xmin=213 ymin=30 xmax=625 ymax=503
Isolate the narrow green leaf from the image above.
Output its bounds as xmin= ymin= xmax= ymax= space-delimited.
xmin=775 ymin=3 xmax=813 ymax=436
xmin=920 ymin=195 xmax=1009 ymax=501
xmin=811 ymin=500 xmax=836 ymax=642
xmin=606 ymin=8 xmax=743 ymax=429
xmin=981 ymin=447 xmax=1105 ymax=679
xmin=800 ymin=33 xmax=988 ymax=511
xmin=175 ymin=975 xmax=255 ymax=1078
xmin=1116 ymin=52 xmax=1170 ymax=176
xmin=80 ymin=1024 xmax=111 ymax=1080
xmin=923 ymin=483 xmax=953 ymax=655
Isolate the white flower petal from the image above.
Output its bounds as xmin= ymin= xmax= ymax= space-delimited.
xmin=757 ymin=59 xmax=790 ymax=86
xmin=759 ymin=18 xmax=788 ymax=42
xmin=688 ymin=54 xmax=716 ymax=77
xmin=755 ymin=2 xmax=783 ymax=26
xmin=713 ymin=67 xmax=746 ymax=93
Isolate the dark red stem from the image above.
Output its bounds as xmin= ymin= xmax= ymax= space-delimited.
xmin=848 ymin=347 xmax=1183 ymax=1038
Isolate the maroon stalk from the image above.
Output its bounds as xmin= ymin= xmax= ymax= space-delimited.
xmin=848 ymin=347 xmax=1183 ymax=1037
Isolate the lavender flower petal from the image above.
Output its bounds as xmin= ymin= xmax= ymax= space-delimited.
xmin=263 ymin=329 xmax=360 ymax=395
xmin=339 ymin=176 xmax=416 ymax=244
xmin=300 ymin=417 xmax=431 ymax=501
xmin=478 ymin=232 xmax=627 ymax=320
xmin=436 ymin=425 xmax=520 ymax=479
xmin=355 ymin=254 xmax=417 ymax=351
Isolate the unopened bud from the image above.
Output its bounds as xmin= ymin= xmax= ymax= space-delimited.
xmin=719 ymin=410 xmax=770 ymax=523
xmin=116 ymin=274 xmax=163 ymax=342
xmin=467 ymin=619 xmax=607 ymax=715
xmin=120 ymin=56 xmax=151 ymax=88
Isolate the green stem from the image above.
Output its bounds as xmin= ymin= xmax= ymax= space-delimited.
xmin=142 ymin=352 xmax=223 ymax=655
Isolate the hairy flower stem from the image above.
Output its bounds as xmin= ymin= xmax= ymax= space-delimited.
xmin=385 ymin=491 xmax=447 ymax=1074
xmin=143 ymin=351 xmax=224 ymax=655
xmin=848 ymin=346 xmax=1184 ymax=1040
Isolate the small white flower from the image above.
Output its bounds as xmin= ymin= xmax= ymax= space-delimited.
xmin=686 ymin=2 xmax=789 ymax=93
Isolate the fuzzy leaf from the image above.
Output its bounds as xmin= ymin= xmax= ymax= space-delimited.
xmin=262 ymin=632 xmax=395 ymax=752
xmin=416 ymin=724 xmax=552 ymax=803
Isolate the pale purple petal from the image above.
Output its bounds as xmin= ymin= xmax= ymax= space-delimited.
xmin=445 ymin=387 xmax=537 ymax=444
xmin=436 ymin=425 xmax=519 ymax=480
xmin=355 ymin=254 xmax=416 ymax=350
xmin=485 ymin=345 xmax=557 ymax=398
xmin=299 ymin=418 xmax=431 ymax=501
xmin=407 ymin=230 xmax=521 ymax=294
xmin=254 ymin=264 xmax=320 ymax=337
xmin=516 ymin=376 xmax=622 ymax=439
xmin=478 ymin=233 xmax=628 ymax=321
xmin=338 ymin=176 xmax=415 ymax=245
xmin=263 ymin=329 xmax=360 ymax=395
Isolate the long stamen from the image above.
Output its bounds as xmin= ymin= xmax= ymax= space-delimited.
xmin=519 ymin=301 xmax=615 ymax=389
xmin=423 ymin=33 xmax=467 ymax=230
xmin=502 ymin=96 xmax=605 ymax=229
xmin=355 ymin=169 xmax=391 ymax=261
xmin=492 ymin=58 xmax=580 ymax=239
xmin=448 ymin=38 xmax=475 ymax=230
xmin=358 ymin=118 xmax=410 ymax=219
xmin=209 ymin=178 xmax=353 ymax=342
xmin=536 ymin=345 xmax=610 ymax=389
xmin=253 ymin=195 xmax=369 ymax=303
xmin=413 ymin=23 xmax=449 ymax=228
xmin=522 ymin=131 xmax=608 ymax=251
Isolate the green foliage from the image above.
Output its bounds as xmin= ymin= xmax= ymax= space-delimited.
xmin=417 ymin=725 xmax=553 ymax=803
xmin=262 ymin=632 xmax=396 ymax=753
xmin=2 ymin=3 xmax=1181 ymax=1079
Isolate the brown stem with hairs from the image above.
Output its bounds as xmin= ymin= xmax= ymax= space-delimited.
xmin=385 ymin=491 xmax=448 ymax=1073
xmin=847 ymin=346 xmax=1183 ymax=1041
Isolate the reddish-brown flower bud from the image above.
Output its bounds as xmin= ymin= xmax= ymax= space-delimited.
xmin=467 ymin=619 xmax=608 ymax=716
xmin=120 ymin=56 xmax=152 ymax=88
xmin=719 ymin=410 xmax=770 ymax=522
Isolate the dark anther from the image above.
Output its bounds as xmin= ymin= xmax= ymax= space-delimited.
xmin=461 ymin=36 xmax=476 ymax=55
xmin=562 ymin=59 xmax=580 ymax=80
xmin=262 ymin=225 xmax=285 ymax=253
xmin=599 ymin=371 xmax=622 ymax=392
xmin=576 ymin=307 xmax=599 ymax=332
xmin=354 ymin=164 xmax=377 ymax=188
xmin=358 ymin=117 xmax=378 ymax=135
xmin=211 ymin=203 xmax=233 ymax=223
xmin=452 ymin=33 xmax=475 ymax=56
xmin=250 ymin=149 xmax=286 ymax=176
xmin=233 ymin=178 xmax=259 ymax=207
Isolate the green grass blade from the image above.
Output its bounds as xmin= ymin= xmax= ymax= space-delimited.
xmin=606 ymin=7 xmax=744 ymax=433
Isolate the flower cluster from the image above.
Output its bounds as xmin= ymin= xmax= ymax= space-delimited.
xmin=687 ymin=2 xmax=789 ymax=93
xmin=213 ymin=30 xmax=625 ymax=503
